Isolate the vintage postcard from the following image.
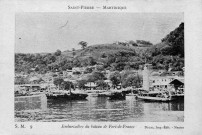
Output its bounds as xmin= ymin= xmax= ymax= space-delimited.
xmin=0 ymin=0 xmax=202 ymax=135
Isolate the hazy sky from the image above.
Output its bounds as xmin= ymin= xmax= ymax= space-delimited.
xmin=15 ymin=13 xmax=183 ymax=53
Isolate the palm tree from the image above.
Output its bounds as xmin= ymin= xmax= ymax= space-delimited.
xmin=78 ymin=41 xmax=88 ymax=49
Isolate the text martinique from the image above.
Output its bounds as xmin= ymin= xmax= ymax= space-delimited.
xmin=68 ymin=5 xmax=127 ymax=10
xmin=103 ymin=6 xmax=127 ymax=10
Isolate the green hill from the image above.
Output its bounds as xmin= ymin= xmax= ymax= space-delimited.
xmin=71 ymin=43 xmax=149 ymax=59
xmin=15 ymin=22 xmax=184 ymax=74
xmin=148 ymin=22 xmax=184 ymax=57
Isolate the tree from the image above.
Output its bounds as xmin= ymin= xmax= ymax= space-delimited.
xmin=72 ymin=48 xmax=76 ymax=58
xmin=128 ymin=40 xmax=138 ymax=46
xmin=36 ymin=78 xmax=44 ymax=84
xmin=78 ymin=41 xmax=88 ymax=49
xmin=161 ymin=22 xmax=184 ymax=57
xmin=96 ymin=65 xmax=104 ymax=71
xmin=96 ymin=80 xmax=108 ymax=90
xmin=140 ymin=51 xmax=152 ymax=63
xmin=121 ymin=70 xmax=134 ymax=82
xmin=15 ymin=77 xmax=29 ymax=85
xmin=84 ymin=67 xmax=93 ymax=74
xmin=87 ymin=57 xmax=96 ymax=66
xmin=77 ymin=79 xmax=87 ymax=89
xmin=61 ymin=81 xmax=74 ymax=90
xmin=72 ymin=58 xmax=81 ymax=67
xmin=53 ymin=77 xmax=64 ymax=89
xmin=90 ymin=71 xmax=106 ymax=82
xmin=101 ymin=53 xmax=107 ymax=58
xmin=136 ymin=40 xmax=153 ymax=46
xmin=55 ymin=49 xmax=61 ymax=56
xmin=122 ymin=74 xmax=142 ymax=88
xmin=109 ymin=71 xmax=121 ymax=88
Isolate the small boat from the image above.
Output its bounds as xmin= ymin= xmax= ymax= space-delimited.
xmin=69 ymin=92 xmax=88 ymax=100
xmin=137 ymin=91 xmax=176 ymax=102
xmin=46 ymin=90 xmax=88 ymax=100
xmin=107 ymin=90 xmax=126 ymax=100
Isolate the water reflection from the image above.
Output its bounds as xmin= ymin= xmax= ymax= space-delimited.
xmin=16 ymin=96 xmax=184 ymax=122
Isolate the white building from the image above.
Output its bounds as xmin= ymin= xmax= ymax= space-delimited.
xmin=150 ymin=76 xmax=175 ymax=91
xmin=142 ymin=64 xmax=184 ymax=91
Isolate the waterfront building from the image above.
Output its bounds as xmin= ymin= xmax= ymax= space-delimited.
xmin=169 ymin=78 xmax=184 ymax=88
xmin=142 ymin=63 xmax=184 ymax=91
xmin=85 ymin=82 xmax=97 ymax=90
xmin=150 ymin=76 xmax=175 ymax=91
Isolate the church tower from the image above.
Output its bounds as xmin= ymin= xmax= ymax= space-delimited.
xmin=143 ymin=64 xmax=152 ymax=91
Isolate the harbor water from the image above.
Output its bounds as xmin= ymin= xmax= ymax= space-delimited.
xmin=15 ymin=96 xmax=184 ymax=122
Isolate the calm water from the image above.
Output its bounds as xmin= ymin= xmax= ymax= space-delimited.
xmin=15 ymin=96 xmax=184 ymax=122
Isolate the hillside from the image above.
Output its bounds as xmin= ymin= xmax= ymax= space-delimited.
xmin=15 ymin=22 xmax=184 ymax=74
xmin=72 ymin=44 xmax=149 ymax=59
xmin=144 ymin=22 xmax=184 ymax=70
xmin=148 ymin=22 xmax=184 ymax=57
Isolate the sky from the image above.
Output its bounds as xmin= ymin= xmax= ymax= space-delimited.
xmin=15 ymin=13 xmax=183 ymax=53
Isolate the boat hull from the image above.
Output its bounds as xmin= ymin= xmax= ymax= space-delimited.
xmin=108 ymin=92 xmax=126 ymax=100
xmin=126 ymin=94 xmax=138 ymax=97
xmin=172 ymin=95 xmax=184 ymax=101
xmin=137 ymin=96 xmax=176 ymax=102
xmin=87 ymin=93 xmax=99 ymax=97
xmin=46 ymin=93 xmax=88 ymax=100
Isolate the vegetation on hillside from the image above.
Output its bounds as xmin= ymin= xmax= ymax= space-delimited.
xmin=15 ymin=23 xmax=184 ymax=74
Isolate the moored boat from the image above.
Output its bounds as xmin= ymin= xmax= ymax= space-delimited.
xmin=137 ymin=91 xmax=176 ymax=102
xmin=46 ymin=90 xmax=88 ymax=100
xmin=107 ymin=90 xmax=126 ymax=100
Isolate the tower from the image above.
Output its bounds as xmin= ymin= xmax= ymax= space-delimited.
xmin=143 ymin=64 xmax=152 ymax=91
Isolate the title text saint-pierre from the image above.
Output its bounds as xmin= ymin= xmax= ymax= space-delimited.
xmin=68 ymin=5 xmax=127 ymax=10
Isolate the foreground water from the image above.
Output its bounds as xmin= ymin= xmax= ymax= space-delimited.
xmin=15 ymin=96 xmax=184 ymax=122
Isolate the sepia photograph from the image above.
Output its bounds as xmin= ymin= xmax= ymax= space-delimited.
xmin=14 ymin=13 xmax=184 ymax=122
